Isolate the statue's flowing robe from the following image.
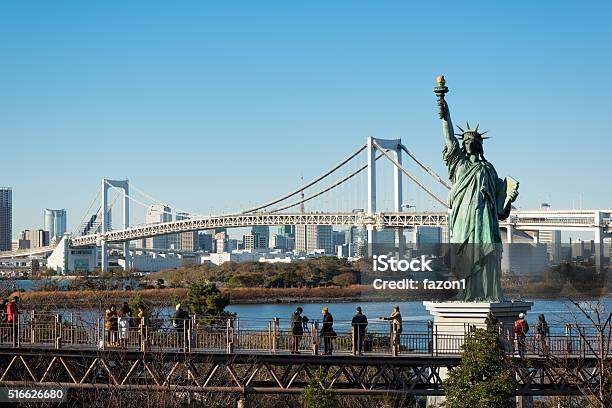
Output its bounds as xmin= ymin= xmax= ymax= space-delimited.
xmin=444 ymin=138 xmax=506 ymax=301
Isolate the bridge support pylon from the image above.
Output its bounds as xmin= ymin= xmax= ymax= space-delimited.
xmin=367 ymin=136 xmax=403 ymax=255
xmin=101 ymin=178 xmax=130 ymax=272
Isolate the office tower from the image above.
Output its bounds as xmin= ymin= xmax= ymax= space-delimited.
xmin=22 ymin=229 xmax=49 ymax=248
xmin=44 ymin=209 xmax=67 ymax=239
xmin=214 ymin=232 xmax=230 ymax=253
xmin=251 ymin=226 xmax=269 ymax=249
xmin=198 ymin=232 xmax=213 ymax=252
xmin=295 ymin=225 xmax=333 ymax=254
xmin=538 ymin=230 xmax=562 ymax=264
xmin=175 ymin=212 xmax=198 ymax=251
xmin=145 ymin=204 xmax=171 ymax=249
xmin=332 ymin=230 xmax=346 ymax=247
xmin=0 ymin=188 xmax=11 ymax=251
xmin=277 ymin=225 xmax=295 ymax=238
xmin=415 ymin=226 xmax=442 ymax=246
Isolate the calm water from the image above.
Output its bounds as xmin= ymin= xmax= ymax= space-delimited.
xmin=226 ymin=299 xmax=611 ymax=333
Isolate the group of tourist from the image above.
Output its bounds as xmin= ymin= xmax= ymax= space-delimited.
xmin=486 ymin=311 xmax=550 ymax=356
xmin=290 ymin=305 xmax=403 ymax=356
xmin=104 ymin=302 xmax=147 ymax=348
xmin=103 ymin=302 xmax=190 ymax=350
xmin=289 ymin=306 xmax=550 ymax=357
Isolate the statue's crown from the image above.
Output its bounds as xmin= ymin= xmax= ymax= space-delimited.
xmin=455 ymin=122 xmax=489 ymax=142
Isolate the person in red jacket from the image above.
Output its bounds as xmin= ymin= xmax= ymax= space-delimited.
xmin=514 ymin=313 xmax=529 ymax=357
xmin=7 ymin=296 xmax=19 ymax=344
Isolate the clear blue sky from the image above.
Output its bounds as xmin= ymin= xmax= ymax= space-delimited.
xmin=2 ymin=1 xmax=611 ymax=237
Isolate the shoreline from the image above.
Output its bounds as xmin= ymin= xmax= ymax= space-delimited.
xmin=10 ymin=284 xmax=610 ymax=308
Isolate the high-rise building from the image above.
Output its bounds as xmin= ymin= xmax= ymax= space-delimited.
xmin=270 ymin=234 xmax=288 ymax=251
xmin=44 ymin=209 xmax=67 ymax=239
xmin=243 ymin=232 xmax=268 ymax=251
xmin=175 ymin=212 xmax=198 ymax=251
xmin=295 ymin=225 xmax=333 ymax=254
xmin=277 ymin=225 xmax=295 ymax=237
xmin=332 ymin=230 xmax=346 ymax=247
xmin=215 ymin=232 xmax=229 ymax=253
xmin=348 ymin=226 xmax=367 ymax=257
xmin=537 ymin=230 xmax=562 ymax=264
xmin=251 ymin=226 xmax=269 ymax=249
xmin=145 ymin=204 xmax=172 ymax=249
xmin=415 ymin=226 xmax=442 ymax=247
xmin=198 ymin=232 xmax=214 ymax=252
xmin=21 ymin=229 xmax=49 ymax=248
xmin=0 ymin=188 xmax=11 ymax=251
xmin=243 ymin=233 xmax=256 ymax=252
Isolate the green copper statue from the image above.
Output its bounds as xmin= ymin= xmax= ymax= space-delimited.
xmin=435 ymin=76 xmax=519 ymax=302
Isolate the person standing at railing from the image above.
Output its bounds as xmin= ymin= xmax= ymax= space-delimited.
xmin=484 ymin=312 xmax=500 ymax=333
xmin=535 ymin=314 xmax=549 ymax=355
xmin=320 ymin=307 xmax=335 ymax=356
xmin=379 ymin=306 xmax=402 ymax=355
xmin=117 ymin=309 xmax=130 ymax=349
xmin=7 ymin=296 xmax=19 ymax=345
xmin=137 ymin=306 xmax=148 ymax=350
xmin=514 ymin=313 xmax=529 ymax=357
xmin=290 ymin=307 xmax=304 ymax=354
xmin=351 ymin=306 xmax=368 ymax=355
xmin=105 ymin=304 xmax=118 ymax=347
xmin=173 ymin=303 xmax=190 ymax=351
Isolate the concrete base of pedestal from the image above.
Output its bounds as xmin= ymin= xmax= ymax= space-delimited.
xmin=424 ymin=300 xmax=534 ymax=331
xmin=423 ymin=300 xmax=534 ymax=408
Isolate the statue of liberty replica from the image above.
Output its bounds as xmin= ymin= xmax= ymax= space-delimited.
xmin=435 ymin=76 xmax=519 ymax=301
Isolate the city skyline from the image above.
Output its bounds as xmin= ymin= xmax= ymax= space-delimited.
xmin=2 ymin=2 xmax=611 ymax=236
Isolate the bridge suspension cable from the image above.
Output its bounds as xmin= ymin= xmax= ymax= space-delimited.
xmin=240 ymin=144 xmax=367 ymax=214
xmin=399 ymin=144 xmax=451 ymax=190
xmin=72 ymin=186 xmax=102 ymax=235
xmin=105 ymin=182 xmax=183 ymax=220
xmin=128 ymin=181 xmax=205 ymax=218
xmin=372 ymin=140 xmax=449 ymax=208
xmin=270 ymin=153 xmax=385 ymax=213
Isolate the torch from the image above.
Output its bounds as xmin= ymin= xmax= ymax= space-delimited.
xmin=434 ymin=75 xmax=448 ymax=119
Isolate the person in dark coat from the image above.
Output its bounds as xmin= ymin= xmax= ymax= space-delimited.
xmin=320 ymin=307 xmax=335 ymax=355
xmin=484 ymin=311 xmax=500 ymax=332
xmin=173 ymin=304 xmax=190 ymax=350
xmin=290 ymin=307 xmax=304 ymax=354
xmin=351 ymin=306 xmax=368 ymax=355
xmin=535 ymin=314 xmax=549 ymax=354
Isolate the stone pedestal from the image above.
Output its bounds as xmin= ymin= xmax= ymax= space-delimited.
xmin=424 ymin=300 xmax=533 ymax=331
xmin=423 ymin=300 xmax=534 ymax=408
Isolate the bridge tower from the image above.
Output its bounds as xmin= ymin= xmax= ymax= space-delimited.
xmin=101 ymin=179 xmax=130 ymax=272
xmin=367 ymin=136 xmax=404 ymax=252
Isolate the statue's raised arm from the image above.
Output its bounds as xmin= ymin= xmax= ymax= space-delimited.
xmin=434 ymin=76 xmax=457 ymax=150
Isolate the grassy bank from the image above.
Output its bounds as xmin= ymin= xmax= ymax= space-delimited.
xmin=12 ymin=279 xmax=609 ymax=309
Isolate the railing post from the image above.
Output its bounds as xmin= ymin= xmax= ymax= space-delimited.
xmin=99 ymin=316 xmax=105 ymax=351
xmin=186 ymin=326 xmax=192 ymax=353
xmin=391 ymin=322 xmax=397 ymax=357
xmin=351 ymin=324 xmax=356 ymax=355
xmin=311 ymin=321 xmax=319 ymax=355
xmin=273 ymin=317 xmax=279 ymax=353
xmin=566 ymin=323 xmax=573 ymax=354
xmin=55 ymin=314 xmax=62 ymax=349
xmin=191 ymin=314 xmax=197 ymax=349
xmin=226 ymin=318 xmax=234 ymax=354
xmin=427 ymin=321 xmax=433 ymax=355
xmin=30 ymin=311 xmax=35 ymax=344
xmin=140 ymin=316 xmax=147 ymax=352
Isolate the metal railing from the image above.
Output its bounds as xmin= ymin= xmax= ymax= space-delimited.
xmin=0 ymin=313 xmax=608 ymax=358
